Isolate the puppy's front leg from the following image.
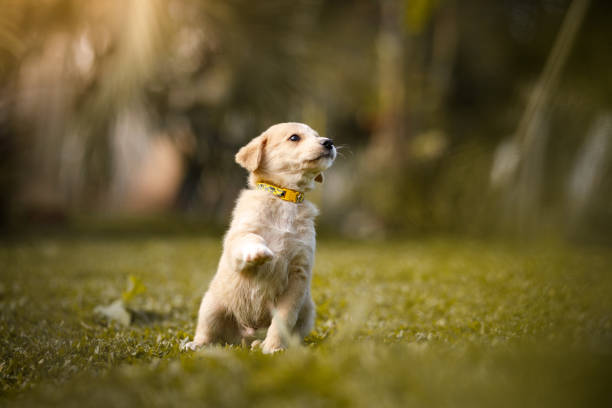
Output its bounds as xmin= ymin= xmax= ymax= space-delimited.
xmin=261 ymin=266 xmax=309 ymax=354
xmin=229 ymin=232 xmax=274 ymax=272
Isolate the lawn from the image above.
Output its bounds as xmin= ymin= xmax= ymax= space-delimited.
xmin=1 ymin=230 xmax=611 ymax=407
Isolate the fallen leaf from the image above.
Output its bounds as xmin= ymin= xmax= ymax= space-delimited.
xmin=94 ymin=299 xmax=131 ymax=326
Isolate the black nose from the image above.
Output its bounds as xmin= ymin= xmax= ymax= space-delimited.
xmin=321 ymin=138 xmax=334 ymax=149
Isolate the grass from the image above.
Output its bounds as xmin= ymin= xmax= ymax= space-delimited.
xmin=1 ymin=231 xmax=611 ymax=407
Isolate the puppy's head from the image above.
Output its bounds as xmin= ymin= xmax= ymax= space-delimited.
xmin=236 ymin=122 xmax=336 ymax=191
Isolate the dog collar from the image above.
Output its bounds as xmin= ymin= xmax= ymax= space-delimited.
xmin=256 ymin=182 xmax=304 ymax=203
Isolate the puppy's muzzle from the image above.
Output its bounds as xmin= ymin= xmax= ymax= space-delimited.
xmin=321 ymin=138 xmax=334 ymax=150
xmin=318 ymin=138 xmax=336 ymax=160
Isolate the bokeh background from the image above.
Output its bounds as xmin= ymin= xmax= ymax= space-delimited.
xmin=1 ymin=0 xmax=611 ymax=243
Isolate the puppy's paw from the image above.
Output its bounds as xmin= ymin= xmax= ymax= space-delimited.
xmin=240 ymin=243 xmax=273 ymax=269
xmin=183 ymin=340 xmax=204 ymax=351
xmin=260 ymin=335 xmax=285 ymax=354
xmin=182 ymin=335 xmax=210 ymax=351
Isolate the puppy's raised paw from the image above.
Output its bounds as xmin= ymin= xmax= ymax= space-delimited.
xmin=240 ymin=243 xmax=273 ymax=269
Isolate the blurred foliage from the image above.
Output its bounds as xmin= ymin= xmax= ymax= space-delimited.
xmin=122 ymin=275 xmax=147 ymax=304
xmin=0 ymin=0 xmax=611 ymax=243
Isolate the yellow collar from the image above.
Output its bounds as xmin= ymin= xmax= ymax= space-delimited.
xmin=256 ymin=182 xmax=305 ymax=203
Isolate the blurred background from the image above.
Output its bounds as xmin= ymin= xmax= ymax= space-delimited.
xmin=1 ymin=0 xmax=610 ymax=243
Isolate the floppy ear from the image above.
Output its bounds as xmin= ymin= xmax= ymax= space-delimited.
xmin=315 ymin=173 xmax=324 ymax=183
xmin=235 ymin=135 xmax=266 ymax=172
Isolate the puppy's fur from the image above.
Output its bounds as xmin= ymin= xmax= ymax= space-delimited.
xmin=185 ymin=123 xmax=336 ymax=353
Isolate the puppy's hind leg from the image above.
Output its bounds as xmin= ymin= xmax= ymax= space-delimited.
xmin=293 ymin=296 xmax=315 ymax=340
xmin=184 ymin=291 xmax=240 ymax=350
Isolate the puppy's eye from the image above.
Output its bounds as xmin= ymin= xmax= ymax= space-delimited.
xmin=288 ymin=134 xmax=300 ymax=142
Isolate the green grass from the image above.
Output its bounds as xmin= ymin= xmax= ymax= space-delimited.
xmin=1 ymin=233 xmax=611 ymax=407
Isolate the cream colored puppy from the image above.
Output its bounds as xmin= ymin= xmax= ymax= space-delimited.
xmin=185 ymin=122 xmax=336 ymax=354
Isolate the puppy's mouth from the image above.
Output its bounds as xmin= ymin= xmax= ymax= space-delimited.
xmin=309 ymin=151 xmax=335 ymax=162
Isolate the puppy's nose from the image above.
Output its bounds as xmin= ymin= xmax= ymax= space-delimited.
xmin=321 ymin=138 xmax=334 ymax=149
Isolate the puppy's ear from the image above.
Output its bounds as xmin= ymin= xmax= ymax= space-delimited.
xmin=235 ymin=135 xmax=266 ymax=172
xmin=315 ymin=173 xmax=324 ymax=183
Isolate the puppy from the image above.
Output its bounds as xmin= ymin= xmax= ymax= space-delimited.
xmin=185 ymin=122 xmax=336 ymax=353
